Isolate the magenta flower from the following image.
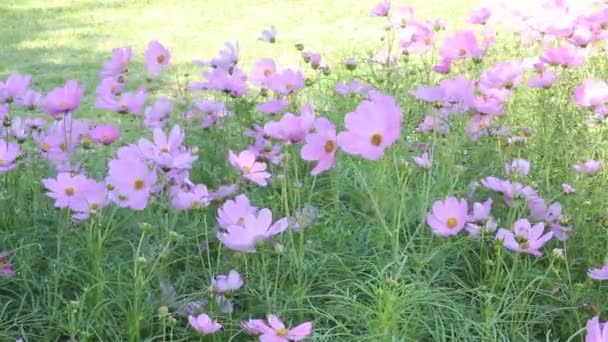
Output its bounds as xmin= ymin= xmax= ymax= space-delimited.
xmin=585 ymin=316 xmax=608 ymax=342
xmin=241 ymin=315 xmax=313 ymax=341
xmin=264 ymin=104 xmax=315 ymax=144
xmin=268 ymin=69 xmax=305 ymax=95
xmin=188 ymin=313 xmax=222 ymax=335
xmin=217 ymin=194 xmax=258 ymax=229
xmin=212 ymin=270 xmax=244 ymax=293
xmin=106 ymin=156 xmax=157 ymax=210
xmin=439 ymin=30 xmax=484 ymax=62
xmin=259 ymin=26 xmax=277 ymax=43
xmin=228 ymin=150 xmax=271 ymax=186
xmin=170 ymin=180 xmax=209 ymax=209
xmin=217 ymin=208 xmax=288 ymax=253
xmin=43 ymin=173 xmax=93 ymax=209
xmin=256 ymin=99 xmax=289 ymax=115
xmin=496 ymin=219 xmax=553 ymax=257
xmin=90 ymin=124 xmax=120 ymax=145
xmin=574 ymin=80 xmax=608 ymax=108
xmin=44 ymin=80 xmax=85 ymax=117
xmin=0 ymin=74 xmax=31 ymax=103
xmin=505 ymin=158 xmax=530 ymax=176
xmin=540 ymin=45 xmax=585 ymax=68
xmin=0 ymin=140 xmax=20 ymax=172
xmin=144 ymin=97 xmax=172 ymax=129
xmin=469 ymin=7 xmax=491 ymax=25
xmin=412 ymin=152 xmax=431 ymax=169
xmin=426 ymin=197 xmax=469 ymax=236
xmin=588 ymin=262 xmax=608 ymax=281
xmin=0 ymin=252 xmax=14 ymax=277
xmin=573 ymin=159 xmax=603 ymax=175
xmin=371 ymin=0 xmax=390 ymax=16
xmin=301 ymin=117 xmax=337 ymax=176
xmin=337 ymin=93 xmax=403 ymax=160
xmin=145 ymin=40 xmax=170 ymax=77
xmin=99 ymin=46 xmax=132 ymax=78
xmin=96 ymin=89 xmax=147 ymax=115
xmin=250 ymin=58 xmax=277 ymax=88
xmin=528 ymin=70 xmax=558 ymax=89
xmin=390 ymin=6 xmax=415 ymax=28
xmin=562 ymin=183 xmax=576 ymax=194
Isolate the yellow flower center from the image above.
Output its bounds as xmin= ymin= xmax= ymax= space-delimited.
xmin=285 ymin=83 xmax=293 ymax=90
xmin=59 ymin=101 xmax=68 ymax=109
xmin=91 ymin=202 xmax=99 ymax=210
xmin=192 ymin=201 xmax=201 ymax=209
xmin=160 ymin=147 xmax=169 ymax=153
xmin=42 ymin=143 xmax=51 ymax=152
xmin=516 ymin=235 xmax=529 ymax=249
xmin=237 ymin=217 xmax=244 ymax=225
xmin=134 ymin=179 xmax=145 ymax=190
xmin=370 ymin=134 xmax=382 ymax=147
xmin=0 ymin=160 xmax=4 ymax=166
xmin=242 ymin=165 xmax=251 ymax=174
xmin=263 ymin=69 xmax=272 ymax=76
xmin=65 ymin=187 xmax=75 ymax=196
xmin=60 ymin=143 xmax=67 ymax=152
xmin=424 ymin=37 xmax=431 ymax=45
xmin=458 ymin=48 xmax=467 ymax=57
xmin=324 ymin=140 xmax=335 ymax=153
xmin=276 ymin=328 xmax=289 ymax=337
xmin=157 ymin=55 xmax=165 ymax=63
xmin=446 ymin=217 xmax=458 ymax=229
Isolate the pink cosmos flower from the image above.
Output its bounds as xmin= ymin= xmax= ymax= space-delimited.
xmin=588 ymin=262 xmax=608 ymax=281
xmin=69 ymin=179 xmax=108 ymax=220
xmin=585 ymin=316 xmax=608 ymax=342
xmin=191 ymin=67 xmax=248 ymax=97
xmin=417 ymin=114 xmax=449 ymax=134
xmin=144 ymin=97 xmax=172 ymax=129
xmin=335 ymin=80 xmax=374 ymax=96
xmin=16 ymin=89 xmax=44 ymax=110
xmin=401 ymin=23 xmax=435 ymax=55
xmin=138 ymin=125 xmax=197 ymax=171
xmin=412 ymin=152 xmax=431 ymax=169
xmin=481 ymin=177 xmax=538 ymax=207
xmin=337 ymin=93 xmax=403 ymax=160
xmin=106 ymin=156 xmax=157 ymax=210
xmin=470 ymin=198 xmax=492 ymax=222
xmin=217 ymin=194 xmax=258 ymax=229
xmin=469 ymin=7 xmax=491 ymax=25
xmin=0 ymin=140 xmax=20 ymax=172
xmin=228 ymin=150 xmax=271 ymax=186
xmin=371 ymin=0 xmax=390 ymax=16
xmin=301 ymin=117 xmax=337 ymax=176
xmin=196 ymin=41 xmax=239 ymax=70
xmin=496 ymin=219 xmax=553 ymax=256
xmin=256 ymin=99 xmax=289 ymax=115
xmin=90 ymin=124 xmax=120 ymax=145
xmin=96 ymin=89 xmax=147 ymax=115
xmin=188 ymin=99 xmax=227 ymax=128
xmin=170 ymin=180 xmax=209 ymax=209
xmin=439 ymin=30 xmax=484 ymax=62
xmin=188 ymin=313 xmax=222 ymax=335
xmin=573 ymin=80 xmax=608 ymax=108
xmin=267 ymin=69 xmax=305 ymax=95
xmin=241 ymin=315 xmax=313 ymax=341
xmin=0 ymin=252 xmax=14 ymax=277
xmin=250 ymin=58 xmax=277 ymax=88
xmin=562 ymin=183 xmax=576 ymax=194
xmin=0 ymin=74 xmax=31 ymax=103
xmin=390 ymin=6 xmax=415 ymax=28
xmin=573 ymin=159 xmax=603 ymax=175
xmin=43 ymin=173 xmax=94 ymax=209
xmin=96 ymin=77 xmax=124 ymax=97
xmin=217 ymin=208 xmax=288 ymax=253
xmin=209 ymin=184 xmax=239 ymax=201
xmin=505 ymin=158 xmax=530 ymax=176
xmin=264 ymin=104 xmax=315 ymax=144
xmin=212 ymin=270 xmax=244 ymax=293
xmin=259 ymin=26 xmax=277 ymax=43
xmin=145 ymin=40 xmax=170 ymax=77
xmin=540 ymin=45 xmax=585 ymax=68
xmin=426 ymin=197 xmax=469 ymax=236
xmin=528 ymin=198 xmax=571 ymax=241
xmin=44 ymin=80 xmax=85 ymax=117
xmin=100 ymin=46 xmax=132 ymax=78
xmin=309 ymin=53 xmax=321 ymax=69
xmin=528 ymin=71 xmax=558 ymax=89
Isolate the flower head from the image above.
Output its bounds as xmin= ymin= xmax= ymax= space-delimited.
xmin=188 ymin=313 xmax=222 ymax=335
xmin=228 ymin=150 xmax=271 ymax=186
xmin=0 ymin=74 xmax=31 ymax=103
xmin=145 ymin=40 xmax=171 ymax=77
xmin=144 ymin=97 xmax=173 ymax=129
xmin=469 ymin=7 xmax=491 ymax=25
xmin=218 ymin=208 xmax=288 ymax=252
xmin=100 ymin=46 xmax=132 ymax=78
xmin=371 ymin=0 xmax=390 ymax=16
xmin=588 ymin=262 xmax=608 ymax=281
xmin=496 ymin=219 xmax=553 ymax=256
xmin=217 ymin=194 xmax=258 ymax=229
xmin=212 ymin=270 xmax=244 ymax=293
xmin=264 ymin=104 xmax=315 ymax=144
xmin=44 ymin=80 xmax=84 ymax=117
xmin=426 ymin=197 xmax=469 ymax=236
xmin=573 ymin=159 xmax=603 ymax=175
xmin=505 ymin=159 xmax=530 ymax=176
xmin=337 ymin=93 xmax=402 ymax=160
xmin=585 ymin=316 xmax=608 ymax=342
xmin=259 ymin=26 xmax=277 ymax=43
xmin=301 ymin=117 xmax=337 ymax=175
xmin=0 ymin=140 xmax=20 ymax=172
xmin=241 ymin=315 xmax=313 ymax=341
xmin=90 ymin=124 xmax=120 ymax=145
